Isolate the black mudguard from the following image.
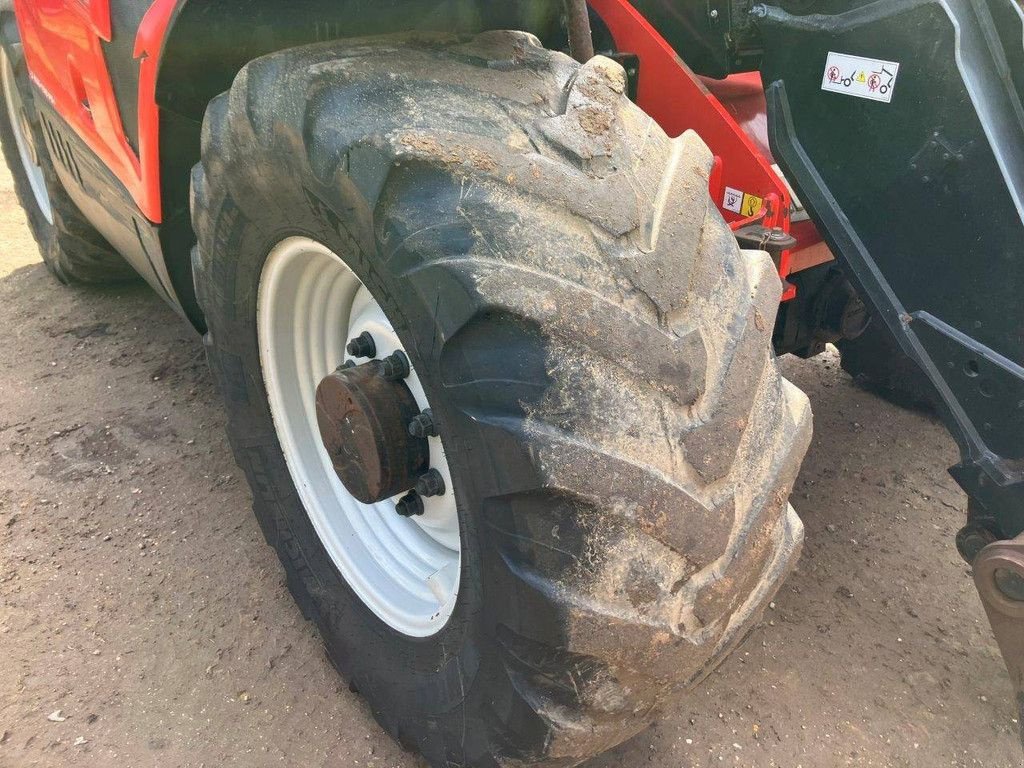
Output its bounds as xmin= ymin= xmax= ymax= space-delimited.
xmin=754 ymin=0 xmax=1024 ymax=539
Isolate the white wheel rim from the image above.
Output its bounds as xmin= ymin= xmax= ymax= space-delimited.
xmin=1 ymin=48 xmax=53 ymax=224
xmin=258 ymin=237 xmax=461 ymax=637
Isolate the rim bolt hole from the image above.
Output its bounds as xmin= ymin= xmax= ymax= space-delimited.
xmin=381 ymin=350 xmax=411 ymax=381
xmin=409 ymin=409 xmax=437 ymax=439
xmin=396 ymin=491 xmax=425 ymax=517
xmin=415 ymin=469 xmax=446 ymax=498
xmin=346 ymin=331 xmax=376 ymax=359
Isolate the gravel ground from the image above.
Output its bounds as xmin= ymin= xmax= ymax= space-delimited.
xmin=0 ymin=156 xmax=1020 ymax=768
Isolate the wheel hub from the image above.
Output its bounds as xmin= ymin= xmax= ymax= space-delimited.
xmin=315 ymin=359 xmax=429 ymax=505
xmin=258 ymin=236 xmax=461 ymax=637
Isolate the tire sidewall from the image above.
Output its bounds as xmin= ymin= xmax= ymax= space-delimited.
xmin=200 ymin=164 xmax=510 ymax=746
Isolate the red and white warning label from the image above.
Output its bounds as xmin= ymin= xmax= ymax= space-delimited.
xmin=821 ymin=52 xmax=900 ymax=104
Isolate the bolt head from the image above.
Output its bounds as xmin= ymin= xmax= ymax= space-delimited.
xmin=346 ymin=332 xmax=376 ymax=359
xmin=415 ymin=469 xmax=446 ymax=498
xmin=396 ymin=492 xmax=425 ymax=517
xmin=380 ymin=350 xmax=411 ymax=381
xmin=995 ymin=567 xmax=1024 ymax=602
xmin=409 ymin=409 xmax=437 ymax=439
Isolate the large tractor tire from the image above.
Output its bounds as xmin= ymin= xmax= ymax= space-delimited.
xmin=0 ymin=16 xmax=134 ymax=285
xmin=191 ymin=32 xmax=812 ymax=767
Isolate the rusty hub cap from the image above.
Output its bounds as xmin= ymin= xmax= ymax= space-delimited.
xmin=315 ymin=360 xmax=429 ymax=505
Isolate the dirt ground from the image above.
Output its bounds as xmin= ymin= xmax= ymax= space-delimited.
xmin=0 ymin=159 xmax=1020 ymax=768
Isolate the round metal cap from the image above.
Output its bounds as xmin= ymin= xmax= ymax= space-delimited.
xmin=315 ymin=361 xmax=429 ymax=504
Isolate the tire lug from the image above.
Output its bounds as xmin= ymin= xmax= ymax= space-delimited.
xmin=408 ymin=409 xmax=437 ymax=438
xmin=346 ymin=331 xmax=376 ymax=359
xmin=415 ymin=469 xmax=446 ymax=498
xmin=396 ymin=491 xmax=425 ymax=517
xmin=380 ymin=350 xmax=411 ymax=381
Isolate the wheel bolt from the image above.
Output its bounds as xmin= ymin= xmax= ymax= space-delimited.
xmin=346 ymin=332 xmax=376 ymax=359
xmin=409 ymin=409 xmax=437 ymax=439
xmin=396 ymin=491 xmax=425 ymax=517
xmin=415 ymin=469 xmax=446 ymax=498
xmin=380 ymin=350 xmax=411 ymax=381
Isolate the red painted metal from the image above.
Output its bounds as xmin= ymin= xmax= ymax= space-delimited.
xmin=12 ymin=0 xmax=174 ymax=223
xmin=700 ymin=72 xmax=772 ymax=160
xmin=134 ymin=0 xmax=179 ymax=223
xmin=703 ymin=72 xmax=829 ymax=271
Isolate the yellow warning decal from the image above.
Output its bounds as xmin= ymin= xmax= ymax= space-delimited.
xmin=740 ymin=192 xmax=764 ymax=217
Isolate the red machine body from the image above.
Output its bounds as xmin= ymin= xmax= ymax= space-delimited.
xmin=13 ymin=0 xmax=175 ymax=222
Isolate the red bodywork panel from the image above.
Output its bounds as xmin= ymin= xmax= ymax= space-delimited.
xmin=13 ymin=0 xmax=175 ymax=222
xmin=13 ymin=0 xmax=825 ymax=285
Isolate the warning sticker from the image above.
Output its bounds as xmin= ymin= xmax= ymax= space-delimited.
xmin=740 ymin=192 xmax=764 ymax=217
xmin=723 ymin=187 xmax=744 ymax=214
xmin=821 ymin=52 xmax=900 ymax=104
xmin=723 ymin=186 xmax=766 ymax=217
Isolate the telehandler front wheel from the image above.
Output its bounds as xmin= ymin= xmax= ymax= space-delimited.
xmin=191 ymin=31 xmax=812 ymax=767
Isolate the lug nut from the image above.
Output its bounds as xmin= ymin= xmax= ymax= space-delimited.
xmin=346 ymin=332 xmax=376 ymax=359
xmin=415 ymin=469 xmax=446 ymax=498
xmin=396 ymin=491 xmax=425 ymax=517
xmin=409 ymin=409 xmax=437 ymax=439
xmin=380 ymin=350 xmax=411 ymax=381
